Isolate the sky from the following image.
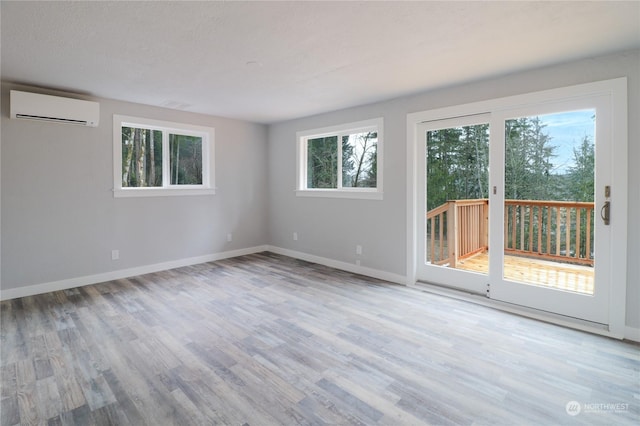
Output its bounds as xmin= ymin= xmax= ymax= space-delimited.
xmin=535 ymin=109 xmax=595 ymax=174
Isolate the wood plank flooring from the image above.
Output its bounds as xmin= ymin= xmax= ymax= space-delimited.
xmin=1 ymin=252 xmax=638 ymax=425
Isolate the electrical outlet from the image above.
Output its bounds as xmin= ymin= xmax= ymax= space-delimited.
xmin=111 ymin=249 xmax=119 ymax=260
xmin=293 ymin=232 xmax=298 ymax=241
xmin=356 ymin=245 xmax=362 ymax=255
xmin=227 ymin=233 xmax=233 ymax=242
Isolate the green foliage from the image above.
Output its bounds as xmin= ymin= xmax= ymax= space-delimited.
xmin=426 ymin=124 xmax=489 ymax=210
xmin=307 ymin=131 xmax=378 ymax=189
xmin=567 ymin=135 xmax=595 ymax=202
xmin=342 ymin=131 xmax=377 ymax=188
xmin=365 ymin=144 xmax=378 ymax=187
xmin=170 ymin=134 xmax=203 ymax=185
xmin=121 ymin=127 xmax=163 ymax=187
xmin=505 ymin=117 xmax=557 ymax=200
xmin=307 ymin=136 xmax=338 ymax=188
xmin=426 ymin=115 xmax=596 ymax=261
xmin=122 ymin=128 xmax=203 ymax=187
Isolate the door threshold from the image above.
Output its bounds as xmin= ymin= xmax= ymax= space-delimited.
xmin=412 ymin=281 xmax=618 ymax=339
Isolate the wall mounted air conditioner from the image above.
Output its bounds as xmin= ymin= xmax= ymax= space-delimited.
xmin=10 ymin=90 xmax=100 ymax=127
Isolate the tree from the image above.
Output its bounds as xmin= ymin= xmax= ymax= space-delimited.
xmin=363 ymin=144 xmax=378 ymax=187
xmin=456 ymin=124 xmax=489 ymax=199
xmin=307 ymin=136 xmax=338 ymax=188
xmin=505 ymin=118 xmax=531 ymax=200
xmin=427 ymin=127 xmax=456 ymax=210
xmin=426 ymin=124 xmax=488 ymax=211
xmin=342 ymin=131 xmax=377 ymax=188
xmin=505 ymin=117 xmax=556 ymax=200
xmin=567 ymin=135 xmax=595 ymax=202
xmin=567 ymin=134 xmax=595 ymax=258
xmin=121 ymin=127 xmax=162 ymax=187
xmin=169 ymin=134 xmax=203 ymax=185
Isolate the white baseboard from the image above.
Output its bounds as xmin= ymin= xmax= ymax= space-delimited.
xmin=266 ymin=245 xmax=407 ymax=285
xmin=0 ymin=245 xmax=269 ymax=301
xmin=624 ymin=326 xmax=640 ymax=342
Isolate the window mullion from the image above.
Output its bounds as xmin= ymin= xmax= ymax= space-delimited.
xmin=201 ymin=135 xmax=208 ymax=186
xmin=337 ymin=132 xmax=343 ymax=189
xmin=162 ymin=129 xmax=170 ymax=188
xmin=302 ymin=138 xmax=309 ymax=189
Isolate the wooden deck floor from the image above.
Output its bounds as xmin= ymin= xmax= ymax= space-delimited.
xmin=456 ymin=251 xmax=594 ymax=294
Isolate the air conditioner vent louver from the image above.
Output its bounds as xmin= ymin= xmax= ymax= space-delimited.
xmin=15 ymin=114 xmax=88 ymax=125
xmin=10 ymin=90 xmax=100 ymax=127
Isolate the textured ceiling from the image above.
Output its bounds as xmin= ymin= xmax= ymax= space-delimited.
xmin=2 ymin=1 xmax=639 ymax=123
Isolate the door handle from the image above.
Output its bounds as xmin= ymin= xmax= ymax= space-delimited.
xmin=601 ymin=201 xmax=610 ymax=225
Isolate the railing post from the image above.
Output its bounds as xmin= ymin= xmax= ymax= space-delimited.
xmin=439 ymin=211 xmax=445 ymax=262
xmin=482 ymin=200 xmax=489 ymax=249
xmin=448 ymin=202 xmax=458 ymax=268
xmin=585 ymin=207 xmax=592 ymax=261
xmin=428 ymin=216 xmax=434 ymax=264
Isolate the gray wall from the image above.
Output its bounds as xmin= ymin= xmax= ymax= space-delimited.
xmin=267 ymin=49 xmax=639 ymax=329
xmin=1 ymin=83 xmax=268 ymax=289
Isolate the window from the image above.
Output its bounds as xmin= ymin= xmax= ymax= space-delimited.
xmin=113 ymin=115 xmax=215 ymax=197
xmin=297 ymin=118 xmax=383 ymax=199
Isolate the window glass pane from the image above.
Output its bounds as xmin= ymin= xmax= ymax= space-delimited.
xmin=342 ymin=131 xmax=377 ymax=188
xmin=121 ymin=127 xmax=163 ymax=187
xmin=504 ymin=110 xmax=595 ymax=291
xmin=425 ymin=124 xmax=489 ymax=270
xmin=307 ymin=136 xmax=338 ymax=188
xmin=169 ymin=134 xmax=203 ymax=185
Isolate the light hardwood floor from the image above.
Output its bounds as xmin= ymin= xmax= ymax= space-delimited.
xmin=1 ymin=252 xmax=638 ymax=425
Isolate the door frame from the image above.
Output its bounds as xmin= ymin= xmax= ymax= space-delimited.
xmin=406 ymin=78 xmax=628 ymax=337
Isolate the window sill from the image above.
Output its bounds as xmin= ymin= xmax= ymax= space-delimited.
xmin=114 ymin=188 xmax=216 ymax=198
xmin=295 ymin=189 xmax=383 ymax=200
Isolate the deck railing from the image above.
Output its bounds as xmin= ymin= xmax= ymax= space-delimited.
xmin=426 ymin=199 xmax=594 ymax=267
xmin=504 ymin=200 xmax=594 ymax=266
xmin=426 ymin=199 xmax=488 ymax=267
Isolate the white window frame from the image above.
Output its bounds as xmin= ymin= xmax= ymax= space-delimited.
xmin=113 ymin=115 xmax=215 ymax=198
xmin=296 ymin=117 xmax=383 ymax=200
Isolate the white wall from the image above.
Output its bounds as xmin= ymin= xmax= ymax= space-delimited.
xmin=1 ymin=83 xmax=268 ymax=291
xmin=267 ymin=49 xmax=640 ymax=329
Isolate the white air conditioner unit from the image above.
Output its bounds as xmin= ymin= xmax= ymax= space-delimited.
xmin=10 ymin=90 xmax=100 ymax=127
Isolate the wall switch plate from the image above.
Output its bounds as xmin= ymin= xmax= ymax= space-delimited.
xmin=111 ymin=249 xmax=119 ymax=260
xmin=356 ymin=245 xmax=362 ymax=255
xmin=293 ymin=232 xmax=298 ymax=241
xmin=227 ymin=233 xmax=233 ymax=242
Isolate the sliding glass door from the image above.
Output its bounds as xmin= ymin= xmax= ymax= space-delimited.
xmin=414 ymin=84 xmax=622 ymax=326
xmin=489 ymin=96 xmax=612 ymax=324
